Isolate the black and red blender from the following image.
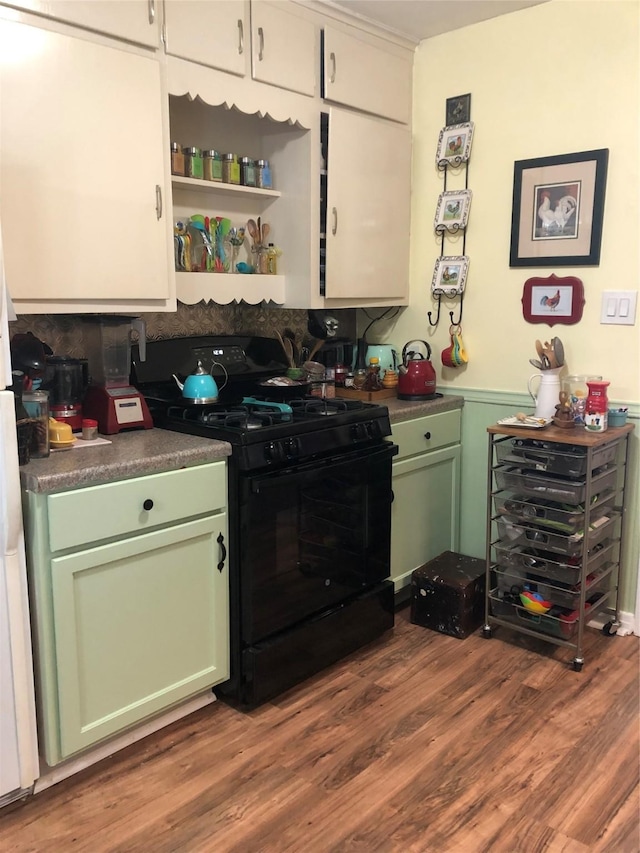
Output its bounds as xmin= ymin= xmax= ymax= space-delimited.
xmin=81 ymin=315 xmax=153 ymax=434
xmin=42 ymin=356 xmax=88 ymax=431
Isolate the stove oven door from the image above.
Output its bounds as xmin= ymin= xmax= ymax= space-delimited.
xmin=238 ymin=442 xmax=396 ymax=645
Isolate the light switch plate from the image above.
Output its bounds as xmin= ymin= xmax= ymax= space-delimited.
xmin=600 ymin=290 xmax=637 ymax=325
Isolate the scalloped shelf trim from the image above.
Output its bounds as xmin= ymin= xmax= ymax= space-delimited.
xmin=176 ymin=271 xmax=285 ymax=305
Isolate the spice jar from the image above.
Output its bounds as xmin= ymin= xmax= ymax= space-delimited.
xmin=184 ymin=147 xmax=204 ymax=180
xmin=255 ymin=159 xmax=273 ymax=189
xmin=81 ymin=418 xmax=99 ymax=441
xmin=222 ymin=153 xmax=240 ymax=184
xmin=22 ymin=389 xmax=50 ymax=458
xmin=239 ymin=156 xmax=256 ymax=187
xmin=203 ymin=149 xmax=222 ymax=182
xmin=323 ymin=368 xmax=336 ymax=399
xmin=334 ymin=363 xmax=348 ymax=387
xmin=170 ymin=142 xmax=185 ymax=176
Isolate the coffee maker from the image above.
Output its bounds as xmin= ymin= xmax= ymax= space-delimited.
xmin=43 ymin=356 xmax=88 ymax=431
xmin=81 ymin=315 xmax=153 ymax=434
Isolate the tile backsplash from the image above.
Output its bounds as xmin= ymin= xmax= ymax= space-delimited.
xmin=10 ymin=302 xmax=357 ymax=361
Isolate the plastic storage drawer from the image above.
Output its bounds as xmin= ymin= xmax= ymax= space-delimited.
xmin=489 ymin=590 xmax=607 ymax=640
xmin=493 ymin=492 xmax=615 ymax=534
xmin=493 ymin=465 xmax=617 ymax=506
xmin=494 ymin=439 xmax=618 ymax=478
xmin=495 ymin=513 xmax=616 ymax=557
xmin=493 ymin=540 xmax=615 ymax=586
xmin=494 ymin=564 xmax=609 ymax=610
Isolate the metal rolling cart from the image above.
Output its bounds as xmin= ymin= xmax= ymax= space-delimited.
xmin=482 ymin=422 xmax=634 ymax=670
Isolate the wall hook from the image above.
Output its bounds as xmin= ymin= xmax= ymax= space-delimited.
xmin=427 ymin=294 xmax=442 ymax=327
xmin=449 ymin=293 xmax=464 ymax=326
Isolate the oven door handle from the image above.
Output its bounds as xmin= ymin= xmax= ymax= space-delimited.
xmin=248 ymin=442 xmax=397 ymax=492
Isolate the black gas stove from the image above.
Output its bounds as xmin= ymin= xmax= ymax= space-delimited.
xmin=133 ymin=335 xmax=393 ymax=472
xmin=132 ymin=335 xmax=396 ymax=708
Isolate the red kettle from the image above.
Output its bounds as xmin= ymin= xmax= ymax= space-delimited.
xmin=397 ymin=340 xmax=437 ymax=400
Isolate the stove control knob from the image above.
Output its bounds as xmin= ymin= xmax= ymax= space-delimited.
xmin=264 ymin=441 xmax=283 ymax=463
xmin=350 ymin=423 xmax=368 ymax=441
xmin=285 ymin=437 xmax=300 ymax=457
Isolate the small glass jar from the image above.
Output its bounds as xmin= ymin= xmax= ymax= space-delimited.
xmin=203 ymin=149 xmax=223 ymax=182
xmin=22 ymin=389 xmax=50 ymax=458
xmin=81 ymin=418 xmax=99 ymax=441
xmin=184 ymin=147 xmax=204 ymax=180
xmin=222 ymin=153 xmax=240 ymax=184
xmin=239 ymin=156 xmax=256 ymax=187
xmin=352 ymin=368 xmax=367 ymax=390
xmin=334 ymin=363 xmax=348 ymax=387
xmin=323 ymin=368 xmax=336 ymax=399
xmin=170 ymin=142 xmax=185 ymax=176
xmin=266 ymin=243 xmax=277 ymax=274
xmin=255 ymin=158 xmax=273 ymax=189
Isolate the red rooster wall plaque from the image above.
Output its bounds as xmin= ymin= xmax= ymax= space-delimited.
xmin=522 ymin=274 xmax=585 ymax=326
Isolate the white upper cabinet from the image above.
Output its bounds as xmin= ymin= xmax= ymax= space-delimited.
xmin=324 ymin=107 xmax=410 ymax=302
xmin=163 ymin=0 xmax=248 ymax=77
xmin=0 ymin=14 xmax=174 ymax=312
xmin=322 ymin=24 xmax=412 ymax=124
xmin=4 ymin=0 xmax=160 ymax=46
xmin=163 ymin=0 xmax=316 ymax=96
xmin=250 ymin=1 xmax=316 ymax=96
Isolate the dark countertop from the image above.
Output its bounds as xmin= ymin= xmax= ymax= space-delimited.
xmin=20 ymin=429 xmax=232 ymax=494
xmin=385 ymin=394 xmax=464 ymax=424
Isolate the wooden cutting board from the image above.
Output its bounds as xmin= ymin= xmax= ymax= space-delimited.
xmin=335 ymin=387 xmax=397 ymax=401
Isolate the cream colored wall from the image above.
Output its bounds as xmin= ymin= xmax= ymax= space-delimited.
xmin=391 ymin=0 xmax=639 ymax=405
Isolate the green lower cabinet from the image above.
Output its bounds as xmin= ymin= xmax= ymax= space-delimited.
xmin=390 ymin=412 xmax=462 ymax=590
xmin=51 ymin=517 xmax=228 ymax=761
xmin=25 ymin=461 xmax=229 ymax=766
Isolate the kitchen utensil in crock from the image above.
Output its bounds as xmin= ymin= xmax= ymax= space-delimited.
xmin=275 ymin=331 xmax=295 ymax=368
xmin=173 ymin=360 xmax=228 ymax=403
xmin=307 ymin=338 xmax=324 ymax=363
xmin=551 ymin=336 xmax=565 ymax=366
xmin=246 ymin=218 xmax=259 ymax=245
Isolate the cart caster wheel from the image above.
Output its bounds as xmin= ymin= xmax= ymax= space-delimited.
xmin=482 ymin=626 xmax=492 ymax=639
xmin=572 ymin=660 xmax=583 ymax=672
xmin=602 ymin=621 xmax=618 ymax=636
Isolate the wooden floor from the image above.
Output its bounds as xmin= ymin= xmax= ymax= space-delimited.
xmin=1 ymin=607 xmax=639 ymax=853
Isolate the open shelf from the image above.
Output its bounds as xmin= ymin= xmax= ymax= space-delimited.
xmin=172 ymin=176 xmax=281 ymax=199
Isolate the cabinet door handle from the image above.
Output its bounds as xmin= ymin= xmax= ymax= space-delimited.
xmin=148 ymin=0 xmax=155 ymax=24
xmin=331 ymin=207 xmax=338 ymax=235
xmin=155 ymin=184 xmax=162 ymax=220
xmin=329 ymin=51 xmax=336 ymax=83
xmin=424 ymin=432 xmax=431 ymax=440
xmin=237 ymin=19 xmax=244 ymax=55
xmin=217 ymin=532 xmax=227 ymax=572
xmin=143 ymin=499 xmax=154 ymax=511
xmin=258 ymin=26 xmax=264 ymax=61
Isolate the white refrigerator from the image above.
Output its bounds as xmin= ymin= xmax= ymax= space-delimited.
xmin=0 ymin=225 xmax=39 ymax=806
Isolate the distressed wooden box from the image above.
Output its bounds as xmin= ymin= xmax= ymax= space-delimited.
xmin=410 ymin=551 xmax=486 ymax=639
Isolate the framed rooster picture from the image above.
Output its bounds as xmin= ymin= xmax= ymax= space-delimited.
xmin=510 ymin=149 xmax=609 ymax=266
xmin=435 ymin=122 xmax=474 ymax=167
xmin=522 ymin=274 xmax=585 ymax=326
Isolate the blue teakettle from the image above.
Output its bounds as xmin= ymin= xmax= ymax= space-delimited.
xmin=173 ymin=360 xmax=224 ymax=403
